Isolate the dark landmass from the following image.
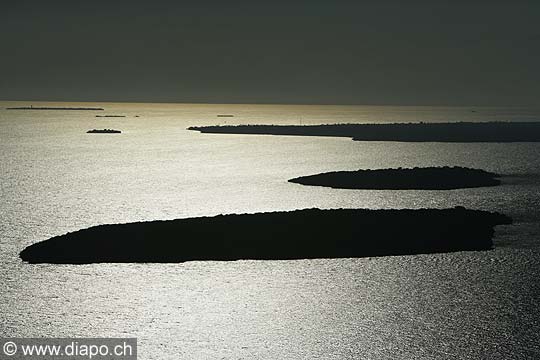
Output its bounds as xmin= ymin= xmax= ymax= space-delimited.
xmin=289 ymin=166 xmax=501 ymax=190
xmin=217 ymin=114 xmax=235 ymax=117
xmin=19 ymin=208 xmax=511 ymax=264
xmin=96 ymin=115 xmax=126 ymax=118
xmin=188 ymin=122 xmax=540 ymax=142
xmin=87 ymin=129 xmax=121 ymax=134
xmin=6 ymin=106 xmax=104 ymax=111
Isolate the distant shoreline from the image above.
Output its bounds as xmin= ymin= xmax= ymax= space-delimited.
xmin=20 ymin=208 xmax=511 ymax=264
xmin=289 ymin=167 xmax=501 ymax=190
xmin=189 ymin=122 xmax=540 ymax=142
xmin=6 ymin=106 xmax=104 ymax=111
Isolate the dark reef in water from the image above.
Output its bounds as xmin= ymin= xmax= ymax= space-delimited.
xmin=20 ymin=208 xmax=512 ymax=264
xmin=7 ymin=106 xmax=104 ymax=111
xmin=87 ymin=129 xmax=122 ymax=134
xmin=188 ymin=122 xmax=540 ymax=142
xmin=289 ymin=167 xmax=501 ymax=190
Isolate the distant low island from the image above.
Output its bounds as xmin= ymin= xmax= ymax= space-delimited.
xmin=7 ymin=106 xmax=104 ymax=111
xmin=188 ymin=122 xmax=540 ymax=142
xmin=87 ymin=129 xmax=121 ymax=134
xmin=20 ymin=207 xmax=511 ymax=264
xmin=289 ymin=166 xmax=501 ymax=190
xmin=96 ymin=115 xmax=126 ymax=118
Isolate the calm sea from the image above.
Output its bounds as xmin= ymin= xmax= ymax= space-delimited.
xmin=1 ymin=101 xmax=539 ymax=359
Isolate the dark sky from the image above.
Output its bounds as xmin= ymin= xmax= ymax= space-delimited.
xmin=1 ymin=0 xmax=539 ymax=105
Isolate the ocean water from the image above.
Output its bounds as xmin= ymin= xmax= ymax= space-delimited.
xmin=1 ymin=101 xmax=539 ymax=359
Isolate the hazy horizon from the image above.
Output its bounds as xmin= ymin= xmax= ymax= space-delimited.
xmin=2 ymin=0 xmax=539 ymax=106
xmin=2 ymin=100 xmax=540 ymax=109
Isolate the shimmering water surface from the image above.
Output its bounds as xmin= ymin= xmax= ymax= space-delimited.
xmin=1 ymin=102 xmax=539 ymax=359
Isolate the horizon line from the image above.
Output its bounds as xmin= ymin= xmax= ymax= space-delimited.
xmin=1 ymin=99 xmax=538 ymax=108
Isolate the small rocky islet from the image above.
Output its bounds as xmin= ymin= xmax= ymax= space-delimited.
xmin=87 ymin=129 xmax=122 ymax=134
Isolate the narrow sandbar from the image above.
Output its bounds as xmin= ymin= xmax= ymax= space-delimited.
xmin=7 ymin=106 xmax=104 ymax=111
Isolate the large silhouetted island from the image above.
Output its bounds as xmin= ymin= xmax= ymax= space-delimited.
xmin=188 ymin=122 xmax=540 ymax=142
xmin=20 ymin=208 xmax=511 ymax=264
xmin=289 ymin=167 xmax=501 ymax=190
